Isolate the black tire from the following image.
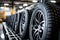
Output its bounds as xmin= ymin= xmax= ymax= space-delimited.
xmin=15 ymin=13 xmax=20 ymax=33
xmin=6 ymin=16 xmax=11 ymax=25
xmin=10 ymin=15 xmax=16 ymax=31
xmin=29 ymin=3 xmax=58 ymax=40
xmin=12 ymin=15 xmax=16 ymax=31
xmin=51 ymin=2 xmax=60 ymax=40
xmin=19 ymin=9 xmax=28 ymax=38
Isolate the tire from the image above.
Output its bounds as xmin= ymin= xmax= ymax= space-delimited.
xmin=12 ymin=14 xmax=16 ymax=31
xmin=6 ymin=16 xmax=11 ymax=25
xmin=29 ymin=3 xmax=58 ymax=40
xmin=10 ymin=15 xmax=13 ymax=27
xmin=10 ymin=15 xmax=15 ymax=31
xmin=19 ymin=9 xmax=28 ymax=38
xmin=15 ymin=13 xmax=20 ymax=33
xmin=55 ymin=2 xmax=60 ymax=8
xmin=51 ymin=2 xmax=60 ymax=40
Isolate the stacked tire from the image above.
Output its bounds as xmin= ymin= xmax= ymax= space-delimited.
xmin=29 ymin=3 xmax=59 ymax=40
xmin=5 ymin=2 xmax=59 ymax=40
xmin=17 ymin=9 xmax=29 ymax=39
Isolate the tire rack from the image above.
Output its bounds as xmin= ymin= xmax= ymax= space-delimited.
xmin=0 ymin=23 xmax=5 ymax=40
xmin=2 ymin=22 xmax=21 ymax=40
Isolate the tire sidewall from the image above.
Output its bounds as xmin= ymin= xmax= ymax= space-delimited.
xmin=29 ymin=3 xmax=49 ymax=40
xmin=19 ymin=10 xmax=28 ymax=38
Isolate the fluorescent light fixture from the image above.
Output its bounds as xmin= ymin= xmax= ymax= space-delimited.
xmin=32 ymin=0 xmax=38 ymax=2
xmin=0 ymin=7 xmax=4 ymax=8
xmin=50 ymin=0 xmax=56 ymax=3
xmin=0 ymin=7 xmax=4 ymax=11
xmin=4 ymin=3 xmax=9 ymax=6
xmin=1 ymin=33 xmax=5 ymax=39
xmin=23 ymin=3 xmax=28 ymax=6
xmin=19 ymin=6 xmax=23 ymax=8
xmin=15 ymin=2 xmax=20 ymax=4
xmin=5 ymin=7 xmax=9 ymax=10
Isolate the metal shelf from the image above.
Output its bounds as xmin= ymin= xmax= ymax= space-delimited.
xmin=2 ymin=22 xmax=21 ymax=40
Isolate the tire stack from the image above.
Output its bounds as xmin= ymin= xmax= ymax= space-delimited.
xmin=26 ymin=3 xmax=59 ymax=40
xmin=5 ymin=2 xmax=60 ymax=40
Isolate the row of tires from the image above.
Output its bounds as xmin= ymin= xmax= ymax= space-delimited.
xmin=6 ymin=2 xmax=60 ymax=40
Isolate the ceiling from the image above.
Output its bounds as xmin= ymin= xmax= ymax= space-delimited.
xmin=0 ymin=0 xmax=33 ymax=8
xmin=0 ymin=0 xmax=60 ymax=7
xmin=0 ymin=0 xmax=60 ymax=2
xmin=0 ymin=0 xmax=32 ymax=2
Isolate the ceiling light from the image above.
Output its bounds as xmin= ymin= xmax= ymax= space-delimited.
xmin=32 ymin=0 xmax=38 ymax=2
xmin=50 ymin=0 xmax=56 ymax=3
xmin=19 ymin=6 xmax=23 ymax=8
xmin=0 ymin=7 xmax=4 ymax=8
xmin=4 ymin=3 xmax=9 ymax=6
xmin=23 ymin=3 xmax=28 ymax=6
xmin=15 ymin=2 xmax=20 ymax=4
